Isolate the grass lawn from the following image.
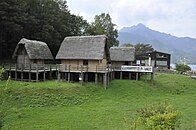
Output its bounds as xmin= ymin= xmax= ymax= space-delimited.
xmin=0 ymin=73 xmax=196 ymax=129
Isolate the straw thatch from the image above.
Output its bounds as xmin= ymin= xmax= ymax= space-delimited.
xmin=56 ymin=35 xmax=109 ymax=60
xmin=12 ymin=38 xmax=53 ymax=60
xmin=110 ymin=47 xmax=135 ymax=61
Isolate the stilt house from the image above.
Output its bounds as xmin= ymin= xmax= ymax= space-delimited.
xmin=56 ymin=35 xmax=111 ymax=85
xmin=110 ymin=47 xmax=138 ymax=80
xmin=10 ymin=38 xmax=54 ymax=82
xmin=12 ymin=38 xmax=53 ymax=67
xmin=56 ymin=35 xmax=110 ymax=72
xmin=110 ymin=47 xmax=135 ymax=66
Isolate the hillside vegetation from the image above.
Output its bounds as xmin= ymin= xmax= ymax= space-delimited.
xmin=0 ymin=73 xmax=196 ymax=129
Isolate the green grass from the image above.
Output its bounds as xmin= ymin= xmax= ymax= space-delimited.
xmin=0 ymin=73 xmax=196 ymax=129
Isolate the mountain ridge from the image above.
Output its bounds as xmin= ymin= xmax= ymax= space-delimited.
xmin=118 ymin=23 xmax=196 ymax=64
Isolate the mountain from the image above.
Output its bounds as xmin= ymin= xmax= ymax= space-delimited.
xmin=118 ymin=23 xmax=196 ymax=64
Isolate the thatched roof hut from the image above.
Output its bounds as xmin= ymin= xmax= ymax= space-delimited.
xmin=12 ymin=38 xmax=53 ymax=60
xmin=110 ymin=47 xmax=135 ymax=62
xmin=56 ymin=35 xmax=110 ymax=60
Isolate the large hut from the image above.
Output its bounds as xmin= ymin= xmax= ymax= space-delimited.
xmin=56 ymin=35 xmax=110 ymax=72
xmin=110 ymin=47 xmax=135 ymax=66
xmin=56 ymin=35 xmax=111 ymax=85
xmin=12 ymin=38 xmax=53 ymax=67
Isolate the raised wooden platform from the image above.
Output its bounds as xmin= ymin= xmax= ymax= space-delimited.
xmin=2 ymin=64 xmax=154 ymax=87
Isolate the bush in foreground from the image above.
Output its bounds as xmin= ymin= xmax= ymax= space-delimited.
xmin=129 ymin=103 xmax=182 ymax=130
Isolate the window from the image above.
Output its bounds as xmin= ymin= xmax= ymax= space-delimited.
xmin=33 ymin=60 xmax=37 ymax=64
xmin=83 ymin=60 xmax=88 ymax=65
xmin=124 ymin=61 xmax=129 ymax=65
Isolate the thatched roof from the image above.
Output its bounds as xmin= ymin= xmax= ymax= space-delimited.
xmin=12 ymin=38 xmax=53 ymax=60
xmin=56 ymin=35 xmax=109 ymax=60
xmin=110 ymin=47 xmax=135 ymax=61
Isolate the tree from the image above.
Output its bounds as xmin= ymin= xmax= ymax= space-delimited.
xmin=0 ymin=0 xmax=88 ymax=60
xmin=0 ymin=0 xmax=25 ymax=59
xmin=175 ymin=64 xmax=191 ymax=73
xmin=134 ymin=43 xmax=154 ymax=55
xmin=121 ymin=43 xmax=134 ymax=47
xmin=86 ymin=13 xmax=119 ymax=48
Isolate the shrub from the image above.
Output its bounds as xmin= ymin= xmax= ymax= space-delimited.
xmin=0 ymin=67 xmax=5 ymax=80
xmin=136 ymin=103 xmax=182 ymax=130
xmin=175 ymin=64 xmax=191 ymax=73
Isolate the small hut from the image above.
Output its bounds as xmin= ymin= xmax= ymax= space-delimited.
xmin=10 ymin=38 xmax=54 ymax=82
xmin=110 ymin=47 xmax=135 ymax=66
xmin=56 ymin=35 xmax=110 ymax=85
xmin=109 ymin=47 xmax=137 ymax=80
xmin=12 ymin=38 xmax=53 ymax=67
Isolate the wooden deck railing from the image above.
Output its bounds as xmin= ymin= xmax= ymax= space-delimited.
xmin=1 ymin=63 xmax=57 ymax=71
xmin=1 ymin=63 xmax=153 ymax=73
xmin=59 ymin=64 xmax=110 ymax=72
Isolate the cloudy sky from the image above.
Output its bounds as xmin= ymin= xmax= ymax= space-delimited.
xmin=67 ymin=0 xmax=196 ymax=38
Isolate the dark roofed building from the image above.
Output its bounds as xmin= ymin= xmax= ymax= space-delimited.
xmin=110 ymin=47 xmax=135 ymax=66
xmin=12 ymin=38 xmax=53 ymax=66
xmin=136 ymin=51 xmax=171 ymax=69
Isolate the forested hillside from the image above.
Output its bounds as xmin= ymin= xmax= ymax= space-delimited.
xmin=0 ymin=0 xmax=118 ymax=61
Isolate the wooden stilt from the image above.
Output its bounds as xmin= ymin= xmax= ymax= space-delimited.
xmin=58 ymin=64 xmax=60 ymax=81
xmin=145 ymin=72 xmax=147 ymax=82
xmin=85 ymin=73 xmax=88 ymax=82
xmin=68 ymin=65 xmax=71 ymax=82
xmin=129 ymin=72 xmax=132 ymax=80
xmin=107 ymin=67 xmax=110 ymax=85
xmin=29 ymin=64 xmax=31 ymax=81
xmin=112 ymin=71 xmax=115 ymax=80
xmin=43 ymin=64 xmax=46 ymax=81
xmin=80 ymin=65 xmax=83 ymax=85
xmin=21 ymin=64 xmax=24 ymax=81
xmin=120 ymin=71 xmax=122 ymax=80
xmin=95 ymin=65 xmax=98 ymax=84
xmin=15 ymin=64 xmax=17 ymax=80
xmin=95 ymin=73 xmax=98 ymax=84
xmin=104 ymin=73 xmax=107 ymax=89
xmin=136 ymin=72 xmax=139 ymax=81
xmin=150 ymin=72 xmax=154 ymax=81
xmin=9 ymin=64 xmax=11 ymax=77
xmin=65 ymin=73 xmax=67 ymax=81
xmin=56 ymin=65 xmax=58 ymax=79
xmin=49 ymin=65 xmax=52 ymax=80
xmin=36 ymin=64 xmax=38 ymax=82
